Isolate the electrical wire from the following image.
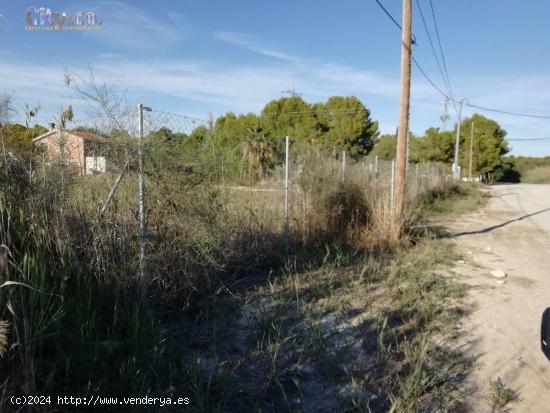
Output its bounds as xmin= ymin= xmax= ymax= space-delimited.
xmin=373 ymin=0 xmax=449 ymax=99
xmin=507 ymin=137 xmax=550 ymax=141
xmin=374 ymin=0 xmax=405 ymax=33
xmin=373 ymin=0 xmax=550 ymax=141
xmin=373 ymin=0 xmax=416 ymax=44
xmin=415 ymin=0 xmax=451 ymax=97
xmin=411 ymin=0 xmax=550 ymax=125
xmin=262 ymin=108 xmax=361 ymax=117
xmin=411 ymin=57 xmax=449 ymax=98
xmin=428 ymin=0 xmax=455 ymax=103
xmin=464 ymin=102 xmax=550 ymax=120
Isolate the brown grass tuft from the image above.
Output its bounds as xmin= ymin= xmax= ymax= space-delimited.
xmin=361 ymin=192 xmax=409 ymax=250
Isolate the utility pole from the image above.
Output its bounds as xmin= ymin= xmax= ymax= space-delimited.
xmin=406 ymin=131 xmax=411 ymax=172
xmin=390 ymin=159 xmax=396 ymax=207
xmin=394 ymin=0 xmax=412 ymax=217
xmin=453 ymin=99 xmax=465 ymax=181
xmin=441 ymin=97 xmax=450 ymax=130
xmin=468 ymin=121 xmax=475 ymax=181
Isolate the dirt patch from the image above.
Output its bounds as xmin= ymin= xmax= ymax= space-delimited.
xmin=443 ymin=184 xmax=550 ymax=412
xmin=171 ymin=240 xmax=471 ymax=412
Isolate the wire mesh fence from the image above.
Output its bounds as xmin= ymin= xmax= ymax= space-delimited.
xmin=2 ymin=104 xmax=452 ymax=298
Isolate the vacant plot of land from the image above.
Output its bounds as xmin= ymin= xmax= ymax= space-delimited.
xmin=0 ymin=150 xmax=478 ymax=412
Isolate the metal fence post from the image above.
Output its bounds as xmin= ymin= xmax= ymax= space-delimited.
xmin=284 ymin=136 xmax=290 ymax=250
xmin=342 ymin=150 xmax=346 ymax=182
xmin=138 ymin=104 xmax=147 ymax=298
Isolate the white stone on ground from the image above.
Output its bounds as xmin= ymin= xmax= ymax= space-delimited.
xmin=490 ymin=270 xmax=506 ymax=278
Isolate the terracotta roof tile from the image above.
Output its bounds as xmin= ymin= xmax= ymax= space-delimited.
xmin=68 ymin=130 xmax=107 ymax=142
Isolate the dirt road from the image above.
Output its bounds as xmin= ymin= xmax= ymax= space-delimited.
xmin=447 ymin=184 xmax=550 ymax=411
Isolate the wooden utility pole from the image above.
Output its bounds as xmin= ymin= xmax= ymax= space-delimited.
xmin=468 ymin=122 xmax=475 ymax=180
xmin=394 ymin=0 xmax=412 ymax=217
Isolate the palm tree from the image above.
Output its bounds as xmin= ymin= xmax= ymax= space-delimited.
xmin=242 ymin=127 xmax=277 ymax=182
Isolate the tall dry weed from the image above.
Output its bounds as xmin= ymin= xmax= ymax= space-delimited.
xmin=361 ymin=192 xmax=410 ymax=250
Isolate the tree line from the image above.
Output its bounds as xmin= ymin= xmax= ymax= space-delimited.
xmin=152 ymin=97 xmax=511 ymax=182
xmin=1 ymin=94 xmax=515 ymax=181
xmin=371 ymin=113 xmax=510 ymax=179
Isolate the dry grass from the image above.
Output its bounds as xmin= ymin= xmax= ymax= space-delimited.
xmin=362 ymin=193 xmax=408 ymax=251
xmin=173 ymin=238 xmax=470 ymax=412
xmin=0 ymin=148 xmax=469 ymax=410
xmin=522 ymin=165 xmax=550 ymax=184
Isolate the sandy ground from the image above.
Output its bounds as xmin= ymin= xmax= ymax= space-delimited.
xmin=445 ymin=184 xmax=550 ymax=412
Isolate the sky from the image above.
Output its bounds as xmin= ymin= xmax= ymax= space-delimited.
xmin=0 ymin=0 xmax=549 ymax=156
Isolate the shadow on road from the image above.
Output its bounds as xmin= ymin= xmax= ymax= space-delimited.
xmin=452 ymin=207 xmax=550 ymax=237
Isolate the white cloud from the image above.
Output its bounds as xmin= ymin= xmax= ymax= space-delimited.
xmin=78 ymin=1 xmax=186 ymax=49
xmin=1 ymin=54 xmax=549 ymax=155
xmin=214 ymin=31 xmax=299 ymax=62
xmin=0 ymin=57 xmax=402 ymax=129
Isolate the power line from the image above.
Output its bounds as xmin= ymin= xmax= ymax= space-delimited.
xmin=412 ymin=57 xmax=449 ymax=98
xmin=464 ymin=102 xmax=550 ymax=120
xmin=373 ymin=0 xmax=416 ymax=44
xmin=508 ymin=137 xmax=550 ymax=141
xmin=428 ymin=0 xmax=455 ymax=104
xmin=415 ymin=0 xmax=451 ymax=97
xmin=374 ymin=0 xmax=405 ymax=33
xmin=373 ymin=0 xmax=550 ymax=152
xmin=373 ymin=0 xmax=449 ymax=99
xmin=262 ymin=108 xmax=361 ymax=117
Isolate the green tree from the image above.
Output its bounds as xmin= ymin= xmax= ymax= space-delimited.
xmin=458 ymin=114 xmax=509 ymax=176
xmin=315 ymin=96 xmax=379 ymax=154
xmin=260 ymin=96 xmax=319 ymax=148
xmin=1 ymin=123 xmax=47 ymax=159
xmin=189 ymin=125 xmax=208 ymax=143
xmin=208 ymin=112 xmax=267 ymax=181
xmin=411 ymin=127 xmax=455 ymax=163
xmin=370 ymin=134 xmax=397 ymax=159
xmin=148 ymin=127 xmax=187 ymax=145
xmin=242 ymin=126 xmax=279 ymax=181
xmin=181 ymin=125 xmax=208 ymax=162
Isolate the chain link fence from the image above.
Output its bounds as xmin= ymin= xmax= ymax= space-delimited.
xmin=3 ymin=104 xmax=451 ymax=298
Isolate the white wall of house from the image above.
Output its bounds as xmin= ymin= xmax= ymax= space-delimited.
xmin=85 ymin=156 xmax=106 ymax=174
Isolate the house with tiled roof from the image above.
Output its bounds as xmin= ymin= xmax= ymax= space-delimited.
xmin=33 ymin=128 xmax=107 ymax=174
